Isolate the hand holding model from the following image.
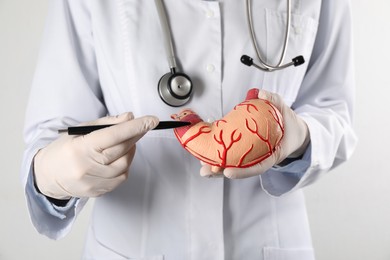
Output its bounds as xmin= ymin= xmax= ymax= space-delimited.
xmin=33 ymin=113 xmax=159 ymax=199
xmin=171 ymin=89 xmax=309 ymax=179
xmin=219 ymin=90 xmax=310 ymax=178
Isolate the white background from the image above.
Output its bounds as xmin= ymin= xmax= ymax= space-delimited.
xmin=1 ymin=0 xmax=389 ymax=259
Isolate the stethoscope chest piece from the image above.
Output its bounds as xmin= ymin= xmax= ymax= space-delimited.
xmin=158 ymin=72 xmax=193 ymax=107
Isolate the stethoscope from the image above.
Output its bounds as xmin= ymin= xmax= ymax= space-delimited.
xmin=154 ymin=0 xmax=305 ymax=107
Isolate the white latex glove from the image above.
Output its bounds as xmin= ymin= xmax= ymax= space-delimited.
xmin=201 ymin=90 xmax=310 ymax=179
xmin=33 ymin=113 xmax=159 ymax=199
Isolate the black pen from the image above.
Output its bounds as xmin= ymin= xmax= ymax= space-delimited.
xmin=58 ymin=121 xmax=191 ymax=135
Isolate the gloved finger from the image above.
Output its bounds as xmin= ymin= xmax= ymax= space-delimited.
xmin=90 ymin=146 xmax=136 ymax=179
xmin=94 ymin=134 xmax=141 ymax=165
xmin=200 ymin=163 xmax=224 ymax=178
xmin=78 ymin=172 xmax=129 ymax=198
xmin=85 ymin=115 xmax=159 ymax=151
xmin=258 ymin=90 xmax=285 ymax=112
xmin=223 ymin=151 xmax=278 ymax=179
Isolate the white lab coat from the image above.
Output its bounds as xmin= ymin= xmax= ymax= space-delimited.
xmin=21 ymin=0 xmax=357 ymax=259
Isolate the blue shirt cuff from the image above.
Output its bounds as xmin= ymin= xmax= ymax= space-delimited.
xmin=27 ymin=172 xmax=78 ymax=220
xmin=272 ymin=143 xmax=312 ymax=178
xmin=259 ymin=144 xmax=312 ymax=196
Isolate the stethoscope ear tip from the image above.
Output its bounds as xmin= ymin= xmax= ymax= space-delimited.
xmin=241 ymin=55 xmax=254 ymax=67
xmin=292 ymin=56 xmax=305 ymax=66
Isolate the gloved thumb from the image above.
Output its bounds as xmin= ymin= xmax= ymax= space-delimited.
xmin=259 ymin=89 xmax=310 ymax=159
xmin=258 ymin=90 xmax=285 ymax=112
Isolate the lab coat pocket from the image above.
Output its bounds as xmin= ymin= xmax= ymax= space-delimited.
xmin=87 ymin=242 xmax=164 ymax=260
xmin=84 ymin=225 xmax=164 ymax=260
xmin=127 ymin=257 xmax=164 ymax=260
xmin=263 ymin=9 xmax=319 ymax=106
xmin=85 ymin=238 xmax=164 ymax=260
xmin=263 ymin=247 xmax=315 ymax=260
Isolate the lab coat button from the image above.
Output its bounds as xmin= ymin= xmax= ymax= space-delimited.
xmin=206 ymin=10 xmax=215 ymax=18
xmin=294 ymin=26 xmax=302 ymax=34
xmin=206 ymin=64 xmax=215 ymax=73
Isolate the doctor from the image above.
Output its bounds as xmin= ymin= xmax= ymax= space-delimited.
xmin=22 ymin=0 xmax=357 ymax=259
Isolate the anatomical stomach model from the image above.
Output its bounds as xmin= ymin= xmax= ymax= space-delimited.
xmin=171 ymin=88 xmax=284 ymax=173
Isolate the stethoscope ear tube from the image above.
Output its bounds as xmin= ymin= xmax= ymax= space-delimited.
xmin=244 ymin=0 xmax=305 ymax=72
xmin=241 ymin=54 xmax=305 ymax=71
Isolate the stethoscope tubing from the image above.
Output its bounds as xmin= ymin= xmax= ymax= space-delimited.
xmin=246 ymin=0 xmax=292 ymax=72
xmin=154 ymin=0 xmax=302 ymax=107
xmin=155 ymin=0 xmax=177 ymax=70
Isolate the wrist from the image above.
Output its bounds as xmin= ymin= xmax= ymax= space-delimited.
xmin=289 ymin=119 xmax=310 ymax=158
xmin=33 ymin=173 xmax=71 ymax=207
xmin=33 ymin=149 xmax=72 ymax=201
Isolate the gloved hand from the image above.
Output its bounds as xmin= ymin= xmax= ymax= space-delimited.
xmin=33 ymin=112 xmax=159 ymax=199
xmin=200 ymin=90 xmax=310 ymax=179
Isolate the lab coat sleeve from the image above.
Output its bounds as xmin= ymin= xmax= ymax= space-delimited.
xmin=25 ymin=171 xmax=88 ymax=240
xmin=259 ymin=0 xmax=358 ymax=196
xmin=21 ymin=0 xmax=106 ymax=239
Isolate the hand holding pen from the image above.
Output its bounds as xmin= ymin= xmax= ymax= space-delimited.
xmin=34 ymin=113 xmax=184 ymax=200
